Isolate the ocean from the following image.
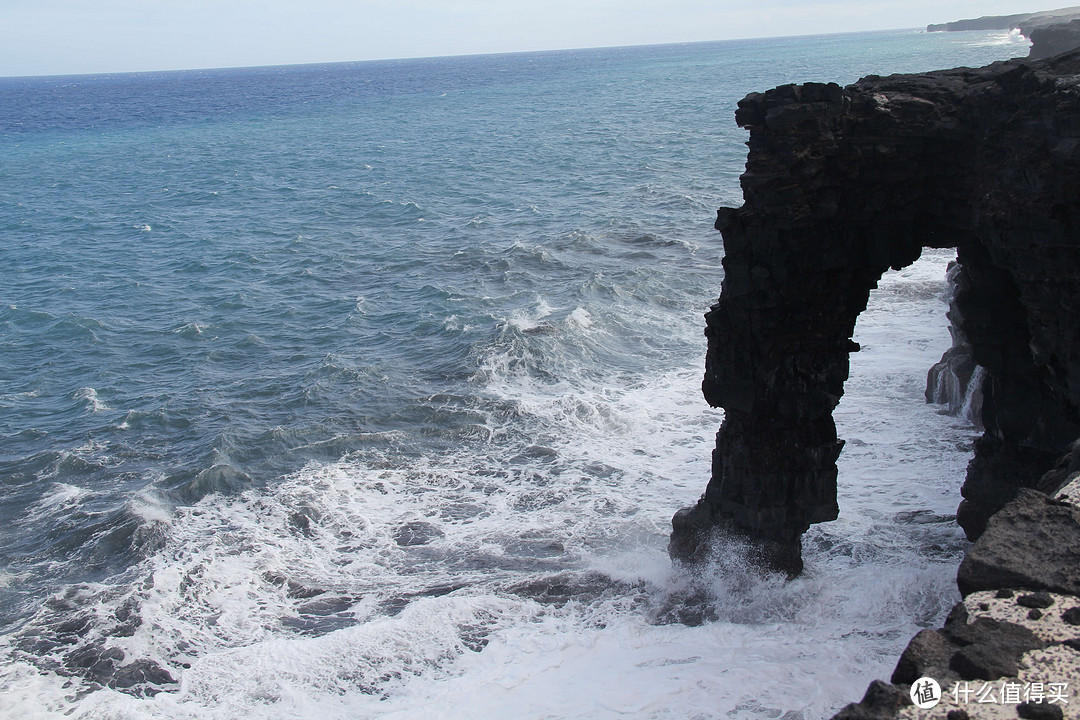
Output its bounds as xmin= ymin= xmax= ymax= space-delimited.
xmin=0 ymin=28 xmax=1029 ymax=719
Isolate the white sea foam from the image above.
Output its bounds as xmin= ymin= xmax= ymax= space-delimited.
xmin=0 ymin=655 xmax=76 ymax=720
xmin=568 ymin=306 xmax=594 ymax=328
xmin=75 ymin=386 xmax=109 ymax=412
xmin=128 ymin=489 xmax=174 ymax=526
xmin=0 ymin=251 xmax=979 ymax=719
xmin=173 ymin=322 xmax=206 ymax=337
xmin=0 ymin=389 xmax=39 ymax=408
xmin=19 ymin=482 xmax=91 ymax=528
xmin=505 ymin=297 xmax=557 ymax=333
xmin=962 ymin=29 xmax=1031 ymax=49
xmin=959 ymin=365 xmax=986 ymax=425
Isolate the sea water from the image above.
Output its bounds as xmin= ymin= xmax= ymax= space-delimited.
xmin=0 ymin=28 xmax=1030 ymax=719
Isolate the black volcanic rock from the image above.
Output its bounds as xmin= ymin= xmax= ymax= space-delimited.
xmin=1028 ymin=17 xmax=1080 ymax=57
xmin=1018 ymin=591 xmax=1056 ymax=608
xmin=925 ymin=262 xmax=984 ymax=423
xmin=943 ymin=617 xmax=1046 ymax=680
xmin=927 ymin=14 xmax=1034 ymax=32
xmin=839 ymin=612 xmax=1049 ymax=718
xmin=830 ymin=680 xmax=912 ymax=720
xmin=891 ymin=628 xmax=958 ymax=685
xmin=957 ymin=489 xmax=1080 ymax=596
xmin=672 ymin=47 xmax=1080 ymax=571
xmin=927 ymin=6 xmax=1080 ymax=60
xmin=1017 ymin=703 xmax=1065 ymax=720
xmin=695 ymin=13 xmax=1080 ymax=720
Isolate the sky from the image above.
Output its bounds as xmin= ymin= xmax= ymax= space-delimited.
xmin=0 ymin=1 xmax=1063 ymax=77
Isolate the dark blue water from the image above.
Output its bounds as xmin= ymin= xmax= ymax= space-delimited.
xmin=0 ymin=29 xmax=1030 ymax=719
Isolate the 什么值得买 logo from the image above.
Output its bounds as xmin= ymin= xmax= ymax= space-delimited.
xmin=911 ymin=677 xmax=941 ymax=709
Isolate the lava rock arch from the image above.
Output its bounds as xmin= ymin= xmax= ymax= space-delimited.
xmin=671 ymin=53 xmax=1080 ymax=575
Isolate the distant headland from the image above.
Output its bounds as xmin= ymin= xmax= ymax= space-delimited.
xmin=928 ymin=5 xmax=1080 ymax=58
xmin=926 ymin=5 xmax=1080 ymax=33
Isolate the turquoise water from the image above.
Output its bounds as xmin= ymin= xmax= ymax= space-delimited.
xmin=1 ymin=29 xmax=1028 ymax=719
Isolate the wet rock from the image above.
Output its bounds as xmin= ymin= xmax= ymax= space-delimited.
xmin=926 ymin=261 xmax=983 ymax=424
xmin=669 ymin=506 xmax=804 ymax=576
xmin=392 ymin=521 xmax=445 ymax=547
xmin=774 ymin=13 xmax=1080 ymax=720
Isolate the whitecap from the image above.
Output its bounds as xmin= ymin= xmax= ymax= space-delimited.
xmin=962 ymin=29 xmax=1032 ymax=49
xmin=568 ymin=307 xmax=593 ymax=329
xmin=74 ymin=386 xmax=108 ymax=412
xmin=174 ymin=321 xmax=207 ymax=338
xmin=20 ymin=483 xmax=91 ymax=526
xmin=128 ymin=489 xmax=174 ymax=526
xmin=505 ymin=298 xmax=556 ymax=333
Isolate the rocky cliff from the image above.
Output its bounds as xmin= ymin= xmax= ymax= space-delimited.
xmin=926 ymin=6 xmax=1080 ymax=34
xmin=670 ymin=46 xmax=1080 ymax=576
xmin=1028 ymin=18 xmax=1080 ymax=59
xmin=926 ymin=6 xmax=1080 ymax=59
xmin=672 ymin=18 xmax=1080 ymax=719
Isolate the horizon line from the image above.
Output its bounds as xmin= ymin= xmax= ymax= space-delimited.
xmin=0 ymin=24 xmax=992 ymax=82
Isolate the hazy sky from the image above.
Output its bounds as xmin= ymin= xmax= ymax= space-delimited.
xmin=0 ymin=1 xmax=1058 ymax=77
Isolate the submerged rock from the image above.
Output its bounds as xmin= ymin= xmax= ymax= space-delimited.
xmin=392 ymin=520 xmax=445 ymax=546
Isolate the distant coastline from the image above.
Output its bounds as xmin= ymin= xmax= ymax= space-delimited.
xmin=928 ymin=6 xmax=1080 ymax=63
xmin=926 ymin=4 xmax=1080 ymax=34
